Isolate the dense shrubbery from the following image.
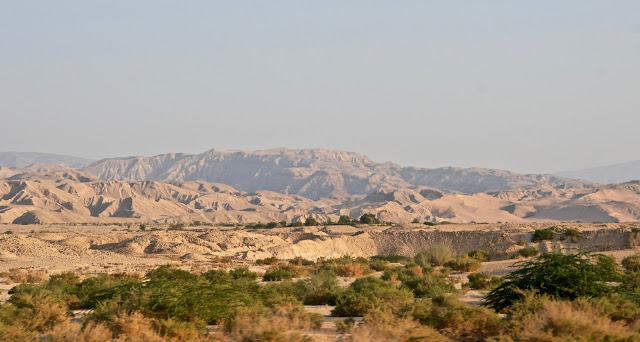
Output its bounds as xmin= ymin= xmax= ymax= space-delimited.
xmin=484 ymin=251 xmax=622 ymax=311
xmin=7 ymin=249 xmax=640 ymax=341
xmin=332 ymin=277 xmax=414 ymax=316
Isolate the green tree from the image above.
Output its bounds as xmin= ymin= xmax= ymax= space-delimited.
xmin=337 ymin=215 xmax=352 ymax=225
xmin=359 ymin=213 xmax=380 ymax=225
xmin=483 ymin=251 xmax=622 ymax=312
xmin=304 ymin=217 xmax=319 ymax=226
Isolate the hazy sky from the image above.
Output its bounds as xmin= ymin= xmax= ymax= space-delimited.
xmin=1 ymin=1 xmax=639 ymax=174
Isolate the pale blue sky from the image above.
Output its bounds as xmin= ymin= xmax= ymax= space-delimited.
xmin=1 ymin=1 xmax=639 ymax=173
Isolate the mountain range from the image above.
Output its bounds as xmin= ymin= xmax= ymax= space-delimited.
xmin=0 ymin=149 xmax=639 ymax=224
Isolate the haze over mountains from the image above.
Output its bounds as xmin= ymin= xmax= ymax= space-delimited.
xmin=558 ymin=160 xmax=640 ymax=185
xmin=0 ymin=152 xmax=93 ymax=169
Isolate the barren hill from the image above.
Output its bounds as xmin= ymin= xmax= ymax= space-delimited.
xmin=82 ymin=148 xmax=588 ymax=198
xmin=1 ymin=170 xmax=638 ymax=224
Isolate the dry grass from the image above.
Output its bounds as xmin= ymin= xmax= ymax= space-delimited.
xmin=516 ymin=300 xmax=640 ymax=341
xmin=223 ymin=303 xmax=322 ymax=341
xmin=337 ymin=262 xmax=367 ymax=277
xmin=350 ymin=310 xmax=450 ymax=342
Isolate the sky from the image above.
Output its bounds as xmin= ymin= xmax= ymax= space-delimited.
xmin=1 ymin=1 xmax=639 ymax=174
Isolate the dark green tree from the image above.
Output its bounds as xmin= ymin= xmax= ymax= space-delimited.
xmin=305 ymin=217 xmax=319 ymax=226
xmin=337 ymin=215 xmax=352 ymax=225
xmin=483 ymin=251 xmax=622 ymax=312
xmin=359 ymin=213 xmax=380 ymax=225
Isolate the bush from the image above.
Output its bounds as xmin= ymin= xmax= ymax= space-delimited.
xmin=466 ymin=272 xmax=502 ymax=290
xmin=369 ymin=259 xmax=391 ymax=272
xmin=515 ymin=246 xmax=539 ymax=258
xmin=359 ymin=213 xmax=380 ymax=225
xmin=408 ymin=296 xmax=503 ymax=341
xmin=484 ymin=251 xmax=623 ymax=311
xmin=507 ymin=298 xmax=640 ymax=341
xmin=444 ymin=256 xmax=482 ymax=272
xmin=295 ymin=270 xmax=342 ymax=305
xmin=332 ymin=277 xmax=414 ymax=317
xmin=468 ymin=249 xmax=491 ymax=262
xmin=561 ymin=227 xmax=582 ymax=242
xmin=424 ymin=221 xmax=436 ymax=226
xmin=289 ymin=257 xmax=314 ymax=266
xmin=414 ymin=245 xmax=453 ymax=267
xmin=4 ymin=230 xmax=14 ymax=234
xmin=266 ymin=221 xmax=279 ymax=229
xmin=622 ymin=254 xmax=640 ymax=272
xmin=304 ymin=217 xmax=319 ymax=226
xmin=263 ymin=268 xmax=293 ymax=282
xmin=229 ymin=267 xmax=258 ymax=281
xmin=350 ymin=309 xmax=448 ymax=342
xmin=167 ymin=223 xmax=185 ymax=231
xmin=531 ymin=227 xmax=558 ymax=242
xmin=371 ymin=254 xmax=408 ymax=263
xmin=256 ymin=256 xmax=279 ymax=265
xmin=223 ymin=303 xmax=322 ymax=341
xmin=338 ymin=215 xmax=352 ymax=225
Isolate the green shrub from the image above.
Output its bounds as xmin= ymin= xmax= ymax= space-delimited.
xmin=266 ymin=222 xmax=279 ymax=229
xmin=466 ymin=272 xmax=502 ymax=290
xmin=304 ymin=217 xmax=319 ymax=226
xmin=414 ymin=246 xmax=453 ymax=267
xmin=423 ymin=221 xmax=436 ymax=226
xmin=516 ymin=246 xmax=539 ymax=258
xmin=4 ymin=230 xmax=14 ymax=235
xmin=407 ymin=296 xmax=503 ymax=341
xmin=531 ymin=227 xmax=558 ymax=242
xmin=468 ymin=249 xmax=491 ymax=262
xmin=201 ymin=269 xmax=233 ymax=284
xmin=289 ymin=257 xmax=314 ymax=266
xmin=168 ymin=223 xmax=185 ymax=231
xmin=371 ymin=254 xmax=408 ymax=263
xmin=359 ymin=213 xmax=380 ymax=225
xmin=263 ymin=268 xmax=293 ymax=282
xmin=622 ymin=254 xmax=640 ymax=272
xmin=332 ymin=277 xmax=414 ymax=317
xmin=229 ymin=267 xmax=258 ymax=281
xmin=256 ymin=256 xmax=279 ymax=265
xmin=484 ymin=252 xmax=623 ymax=311
xmin=369 ymin=259 xmax=391 ymax=272
xmin=295 ymin=270 xmax=342 ymax=305
xmin=337 ymin=215 xmax=352 ymax=225
xmin=561 ymin=227 xmax=582 ymax=242
xmin=444 ymin=256 xmax=482 ymax=272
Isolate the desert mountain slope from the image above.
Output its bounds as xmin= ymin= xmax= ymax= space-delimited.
xmin=83 ymin=148 xmax=589 ymax=198
xmin=0 ymin=152 xmax=93 ymax=168
xmin=0 ymin=170 xmax=637 ymax=224
xmin=557 ymin=160 xmax=640 ymax=184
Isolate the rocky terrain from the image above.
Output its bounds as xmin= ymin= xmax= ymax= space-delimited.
xmin=81 ymin=148 xmax=590 ymax=198
xmin=1 ymin=169 xmax=640 ymax=224
xmin=0 ymin=222 xmax=638 ymax=274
